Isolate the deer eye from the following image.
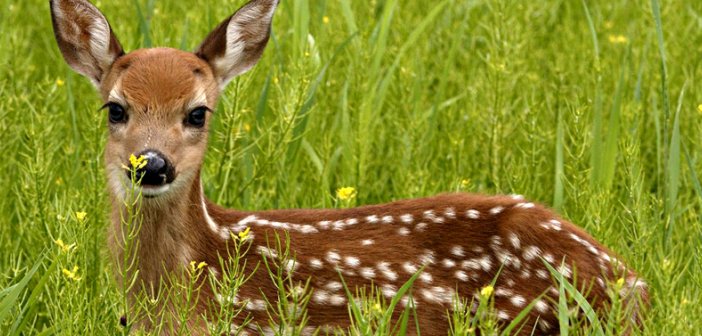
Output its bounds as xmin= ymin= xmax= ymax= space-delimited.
xmin=103 ymin=103 xmax=127 ymax=124
xmin=186 ymin=107 xmax=209 ymax=128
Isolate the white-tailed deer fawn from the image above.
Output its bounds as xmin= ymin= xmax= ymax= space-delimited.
xmin=51 ymin=0 xmax=647 ymax=334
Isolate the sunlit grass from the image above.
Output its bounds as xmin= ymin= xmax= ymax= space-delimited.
xmin=1 ymin=0 xmax=701 ymax=334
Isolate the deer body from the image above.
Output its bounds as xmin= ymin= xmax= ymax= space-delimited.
xmin=50 ymin=0 xmax=647 ymax=334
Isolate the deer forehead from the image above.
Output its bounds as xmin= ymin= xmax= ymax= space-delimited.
xmin=102 ymin=48 xmax=219 ymax=113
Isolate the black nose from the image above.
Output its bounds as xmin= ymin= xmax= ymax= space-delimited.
xmin=128 ymin=150 xmax=175 ymax=186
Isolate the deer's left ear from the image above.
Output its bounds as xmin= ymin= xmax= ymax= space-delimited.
xmin=50 ymin=0 xmax=124 ymax=87
xmin=195 ymin=0 xmax=279 ymax=89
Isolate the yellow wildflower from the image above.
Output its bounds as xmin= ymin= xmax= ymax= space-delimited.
xmin=129 ymin=154 xmax=148 ymax=170
xmin=323 ymin=16 xmax=330 ymax=24
xmin=54 ymin=239 xmax=76 ymax=253
xmin=480 ymin=285 xmax=494 ymax=297
xmin=56 ymin=78 xmax=65 ymax=87
xmin=697 ymin=104 xmax=702 ymax=114
xmin=372 ymin=302 xmax=382 ymax=313
xmin=336 ymin=187 xmax=357 ymax=201
xmin=460 ymin=179 xmax=471 ymax=188
xmin=243 ymin=123 xmax=251 ymax=132
xmin=615 ymin=277 xmax=625 ymax=288
xmin=604 ymin=21 xmax=614 ymax=29
xmin=75 ymin=211 xmax=87 ymax=222
xmin=62 ymin=266 xmax=81 ymax=281
xmin=190 ymin=261 xmax=208 ymax=272
xmin=608 ymin=34 xmax=628 ymax=44
xmin=238 ymin=227 xmax=251 ymax=240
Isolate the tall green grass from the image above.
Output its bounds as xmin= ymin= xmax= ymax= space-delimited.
xmin=1 ymin=0 xmax=701 ymax=334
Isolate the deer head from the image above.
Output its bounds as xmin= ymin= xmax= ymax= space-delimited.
xmin=50 ymin=0 xmax=278 ymax=201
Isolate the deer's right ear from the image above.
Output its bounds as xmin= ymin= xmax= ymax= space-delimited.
xmin=50 ymin=0 xmax=124 ymax=87
xmin=195 ymin=0 xmax=279 ymax=89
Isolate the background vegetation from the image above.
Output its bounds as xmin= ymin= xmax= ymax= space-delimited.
xmin=0 ymin=0 xmax=700 ymax=334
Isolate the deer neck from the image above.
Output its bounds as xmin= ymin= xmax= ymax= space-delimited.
xmin=109 ymin=170 xmax=217 ymax=289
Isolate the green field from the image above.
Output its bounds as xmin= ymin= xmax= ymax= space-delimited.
xmin=1 ymin=0 xmax=700 ymax=334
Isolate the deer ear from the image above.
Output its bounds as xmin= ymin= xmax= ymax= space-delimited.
xmin=50 ymin=0 xmax=124 ymax=87
xmin=195 ymin=0 xmax=278 ymax=89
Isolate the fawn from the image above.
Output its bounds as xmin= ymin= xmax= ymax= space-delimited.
xmin=51 ymin=0 xmax=647 ymax=334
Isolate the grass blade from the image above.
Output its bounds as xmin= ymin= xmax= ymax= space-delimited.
xmin=0 ymin=255 xmax=43 ymax=325
xmin=664 ymin=84 xmax=685 ymax=243
xmin=544 ymin=261 xmax=605 ymax=336
xmin=285 ymin=33 xmax=357 ymax=165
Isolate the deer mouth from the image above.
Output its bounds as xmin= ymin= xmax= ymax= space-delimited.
xmin=140 ymin=183 xmax=172 ymax=198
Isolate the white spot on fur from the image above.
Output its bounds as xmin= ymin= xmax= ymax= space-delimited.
xmin=490 ymin=235 xmax=502 ymax=246
xmin=419 ymin=272 xmax=433 ymax=284
xmin=332 ymin=220 xmax=345 ymax=230
xmin=423 ymin=210 xmax=445 ymax=223
xmin=511 ymin=295 xmax=526 ymax=307
xmin=415 ymin=222 xmax=428 ymax=232
xmin=444 ymin=207 xmax=456 ymax=218
xmin=535 ymin=299 xmax=549 ymax=313
xmin=329 ymin=294 xmax=346 ymax=306
xmin=461 ymin=259 xmax=480 ymax=270
xmin=397 ymin=227 xmax=410 ymax=236
xmin=381 ymin=284 xmax=397 ymax=298
xmin=419 ymin=250 xmax=436 ymax=265
xmin=515 ymin=202 xmax=535 ymax=209
xmin=365 ymin=215 xmax=379 ymax=223
xmin=324 ymin=281 xmax=342 ymax=292
xmin=282 ymin=259 xmax=297 ymax=274
xmin=557 ymin=263 xmax=572 ymax=278
xmin=543 ymin=253 xmax=555 ymax=264
xmin=536 ymin=269 xmax=549 ymax=279
xmin=401 ymin=296 xmax=418 ymax=308
xmin=344 ymin=256 xmax=360 ymax=268
xmin=256 ymin=246 xmax=278 ymax=258
xmin=326 ymin=250 xmax=341 ymax=264
xmin=309 ymin=258 xmax=323 ymax=269
xmin=489 ymin=206 xmax=504 ymax=215
xmin=442 ymin=258 xmax=456 ymax=268
xmin=597 ymin=277 xmax=605 ymax=288
xmin=478 ymin=255 xmax=493 ymax=271
xmin=523 ymin=246 xmax=541 ymax=261
xmin=318 ymin=220 xmax=331 ymax=229
xmin=381 ymin=215 xmax=393 ymax=224
xmin=455 ymin=270 xmax=469 ymax=282
xmin=400 ymin=214 xmax=413 ymax=224
xmin=361 ymin=239 xmax=374 ymax=246
xmin=245 ymin=299 xmax=266 ymax=311
xmin=377 ymin=262 xmax=398 ymax=281
xmin=466 ymin=209 xmax=480 ymax=219
xmin=299 ymin=224 xmax=318 ymax=234
xmin=360 ymin=267 xmax=376 ymax=279
xmin=402 ymin=262 xmax=418 ymax=274
xmin=508 ymin=232 xmax=521 ymax=249
xmin=451 ymin=245 xmax=465 ymax=257
xmin=495 ymin=287 xmax=513 ymax=297
xmin=313 ymin=289 xmax=329 ymax=304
